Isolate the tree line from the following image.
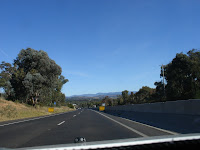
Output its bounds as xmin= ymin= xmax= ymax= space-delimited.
xmin=0 ymin=48 xmax=68 ymax=106
xmin=102 ymin=49 xmax=200 ymax=106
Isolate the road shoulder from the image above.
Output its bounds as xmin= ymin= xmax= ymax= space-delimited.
xmin=92 ymin=110 xmax=178 ymax=137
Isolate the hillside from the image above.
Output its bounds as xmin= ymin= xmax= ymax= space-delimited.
xmin=66 ymin=91 xmax=137 ymax=101
xmin=0 ymin=98 xmax=74 ymax=122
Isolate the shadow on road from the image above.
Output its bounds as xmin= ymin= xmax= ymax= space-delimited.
xmin=103 ymin=110 xmax=200 ymax=134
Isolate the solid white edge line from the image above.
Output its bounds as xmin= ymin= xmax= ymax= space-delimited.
xmin=92 ymin=110 xmax=148 ymax=137
xmin=57 ymin=121 xmax=65 ymax=126
xmin=120 ymin=116 xmax=178 ymax=135
xmin=0 ymin=110 xmax=76 ymax=127
xmin=93 ymin=110 xmax=178 ymax=135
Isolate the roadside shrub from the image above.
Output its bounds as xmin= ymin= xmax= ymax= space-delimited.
xmin=67 ymin=103 xmax=74 ymax=109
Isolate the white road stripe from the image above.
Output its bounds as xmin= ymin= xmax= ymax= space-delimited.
xmin=120 ymin=117 xmax=178 ymax=135
xmin=93 ymin=110 xmax=148 ymax=137
xmin=73 ymin=115 xmax=76 ymax=117
xmin=57 ymin=121 xmax=65 ymax=126
xmin=92 ymin=110 xmax=177 ymax=135
xmin=0 ymin=111 xmax=75 ymax=127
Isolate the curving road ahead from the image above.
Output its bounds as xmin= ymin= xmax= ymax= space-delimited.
xmin=0 ymin=109 xmax=177 ymax=148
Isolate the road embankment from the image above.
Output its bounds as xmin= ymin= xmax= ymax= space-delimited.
xmin=0 ymin=98 xmax=74 ymax=122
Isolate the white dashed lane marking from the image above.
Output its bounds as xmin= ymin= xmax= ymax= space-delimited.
xmin=57 ymin=121 xmax=65 ymax=126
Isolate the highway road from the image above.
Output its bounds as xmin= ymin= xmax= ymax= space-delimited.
xmin=105 ymin=110 xmax=200 ymax=134
xmin=0 ymin=109 xmax=177 ymax=148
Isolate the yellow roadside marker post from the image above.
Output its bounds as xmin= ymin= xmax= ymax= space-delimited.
xmin=48 ymin=107 xmax=54 ymax=112
xmin=99 ymin=106 xmax=105 ymax=111
xmin=48 ymin=102 xmax=56 ymax=112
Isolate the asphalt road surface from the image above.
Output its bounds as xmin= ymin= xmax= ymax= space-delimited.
xmin=0 ymin=109 xmax=177 ymax=148
xmin=105 ymin=110 xmax=200 ymax=134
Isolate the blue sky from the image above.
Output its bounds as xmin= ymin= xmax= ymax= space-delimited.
xmin=0 ymin=0 xmax=200 ymax=96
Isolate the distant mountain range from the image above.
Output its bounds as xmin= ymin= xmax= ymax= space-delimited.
xmin=66 ymin=91 xmax=137 ymax=101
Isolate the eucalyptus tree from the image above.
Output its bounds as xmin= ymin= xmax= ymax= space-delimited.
xmin=0 ymin=61 xmax=16 ymax=99
xmin=0 ymin=48 xmax=68 ymax=106
xmin=160 ymin=49 xmax=200 ymax=100
xmin=122 ymin=90 xmax=129 ymax=104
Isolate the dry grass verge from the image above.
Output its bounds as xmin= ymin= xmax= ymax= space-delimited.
xmin=0 ymin=98 xmax=74 ymax=122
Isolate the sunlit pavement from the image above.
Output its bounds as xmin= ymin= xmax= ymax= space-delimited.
xmin=0 ymin=109 xmax=177 ymax=148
